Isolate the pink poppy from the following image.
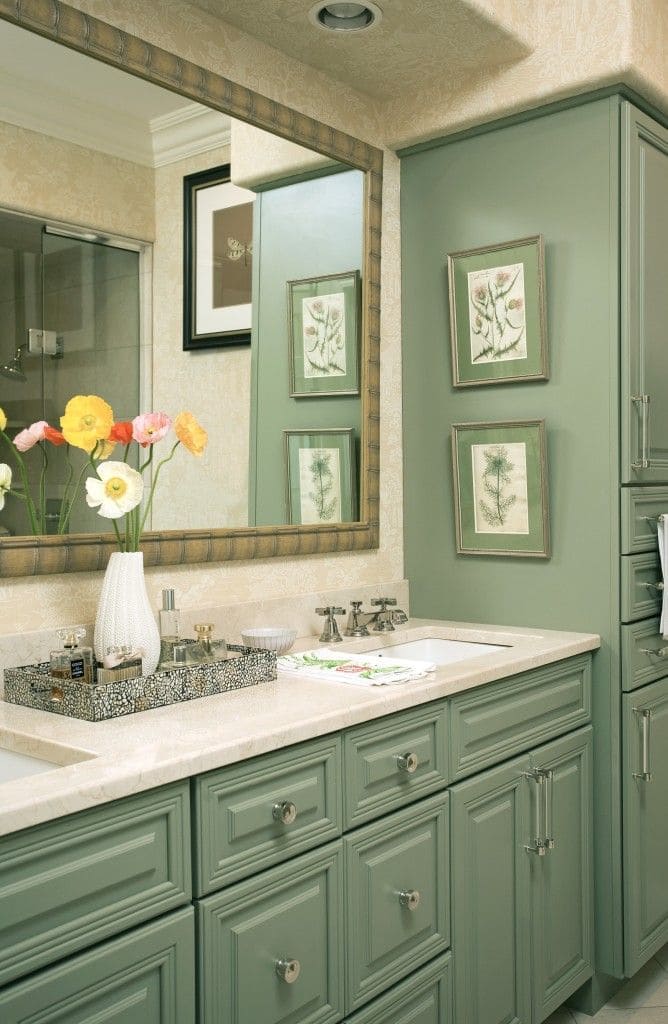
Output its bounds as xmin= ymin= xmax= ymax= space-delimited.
xmin=132 ymin=412 xmax=171 ymax=448
xmin=14 ymin=420 xmax=48 ymax=452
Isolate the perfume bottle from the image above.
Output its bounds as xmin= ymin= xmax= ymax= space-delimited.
xmin=159 ymin=589 xmax=180 ymax=668
xmin=49 ymin=626 xmax=93 ymax=684
xmin=194 ymin=622 xmax=227 ymax=662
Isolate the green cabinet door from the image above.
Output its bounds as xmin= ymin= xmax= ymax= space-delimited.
xmin=529 ymin=728 xmax=594 ymax=1023
xmin=345 ymin=793 xmax=450 ymax=1012
xmin=621 ymin=102 xmax=668 ymax=483
xmin=0 ymin=907 xmax=195 ymax=1024
xmin=450 ymin=754 xmax=531 ymax=1024
xmin=623 ymin=677 xmax=668 ymax=975
xmin=345 ymin=952 xmax=452 ymax=1024
xmin=197 ymin=842 xmax=344 ymax=1024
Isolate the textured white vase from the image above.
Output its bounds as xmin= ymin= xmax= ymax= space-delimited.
xmin=94 ymin=551 xmax=160 ymax=675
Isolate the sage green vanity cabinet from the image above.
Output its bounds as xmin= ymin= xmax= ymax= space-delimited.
xmin=345 ymin=952 xmax=452 ymax=1024
xmin=0 ymin=907 xmax=195 ymax=1024
xmin=343 ymin=701 xmax=449 ymax=828
xmin=197 ymin=842 xmax=344 ymax=1024
xmin=623 ymin=678 xmax=668 ymax=975
xmin=193 ymin=735 xmax=342 ymax=894
xmin=451 ymin=727 xmax=593 ymax=1024
xmin=621 ymin=105 xmax=668 ymax=485
xmin=344 ymin=793 xmax=450 ymax=1012
xmin=0 ymin=780 xmax=191 ymax=988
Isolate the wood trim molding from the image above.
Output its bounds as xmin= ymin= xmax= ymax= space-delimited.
xmin=0 ymin=0 xmax=382 ymax=576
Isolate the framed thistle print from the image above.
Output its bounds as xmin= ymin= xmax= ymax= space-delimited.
xmin=287 ymin=270 xmax=360 ymax=396
xmin=284 ymin=428 xmax=357 ymax=524
xmin=183 ymin=163 xmax=255 ymax=350
xmin=447 ymin=235 xmax=548 ymax=387
xmin=451 ymin=420 xmax=550 ymax=557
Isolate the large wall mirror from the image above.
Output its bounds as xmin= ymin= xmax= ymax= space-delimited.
xmin=0 ymin=0 xmax=382 ymax=577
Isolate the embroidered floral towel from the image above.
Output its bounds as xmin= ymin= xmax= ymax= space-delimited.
xmin=277 ymin=648 xmax=436 ymax=686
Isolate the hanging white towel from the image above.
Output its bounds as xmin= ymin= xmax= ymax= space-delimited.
xmin=658 ymin=515 xmax=668 ymax=637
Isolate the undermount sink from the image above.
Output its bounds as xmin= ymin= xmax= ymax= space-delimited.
xmin=367 ymin=636 xmax=507 ymax=665
xmin=0 ymin=733 xmax=95 ymax=784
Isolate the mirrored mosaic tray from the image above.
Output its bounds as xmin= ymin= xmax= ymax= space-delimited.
xmin=3 ymin=644 xmax=277 ymax=722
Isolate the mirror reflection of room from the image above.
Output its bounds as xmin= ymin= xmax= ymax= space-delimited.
xmin=0 ymin=22 xmax=364 ymax=539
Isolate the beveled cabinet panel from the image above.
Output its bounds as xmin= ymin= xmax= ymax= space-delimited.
xmin=620 ymin=618 xmax=668 ymax=691
xmin=620 ymin=552 xmax=663 ymax=622
xmin=345 ymin=952 xmax=452 ymax=1024
xmin=345 ymin=793 xmax=450 ymax=1012
xmin=620 ymin=488 xmax=668 ymax=554
xmin=193 ymin=737 xmax=342 ymax=895
xmin=0 ymin=908 xmax=195 ymax=1024
xmin=0 ymin=782 xmax=191 ymax=987
xmin=449 ymin=656 xmax=591 ymax=781
xmin=197 ymin=843 xmax=344 ymax=1024
xmin=343 ymin=702 xmax=449 ymax=828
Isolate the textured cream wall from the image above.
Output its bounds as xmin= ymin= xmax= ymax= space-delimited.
xmin=0 ymin=0 xmax=404 ymax=634
xmin=151 ymin=143 xmax=252 ymax=531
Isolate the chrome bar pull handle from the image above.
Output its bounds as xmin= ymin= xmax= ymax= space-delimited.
xmin=523 ymin=769 xmax=546 ymax=856
xmin=543 ymin=769 xmax=555 ymax=850
xmin=638 ymin=646 xmax=668 ymax=658
xmin=632 ymin=394 xmax=651 ymax=469
xmin=641 ymin=580 xmax=664 ymax=592
xmin=633 ymin=708 xmax=653 ymax=781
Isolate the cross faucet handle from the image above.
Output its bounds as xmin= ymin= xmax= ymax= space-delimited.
xmin=315 ymin=607 xmax=345 ymax=643
xmin=371 ymin=597 xmax=397 ymax=609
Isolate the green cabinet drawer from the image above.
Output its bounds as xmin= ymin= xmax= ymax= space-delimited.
xmin=193 ymin=736 xmax=341 ymax=895
xmin=621 ymin=618 xmax=668 ymax=691
xmin=0 ymin=906 xmax=195 ymax=1024
xmin=343 ymin=701 xmax=449 ymax=828
xmin=449 ymin=655 xmax=592 ymax=780
xmin=344 ymin=792 xmax=450 ymax=1012
xmin=197 ymin=842 xmax=344 ymax=1024
xmin=620 ymin=487 xmax=668 ymax=554
xmin=621 ymin=552 xmax=663 ymax=622
xmin=345 ymin=952 xmax=452 ymax=1024
xmin=0 ymin=781 xmax=191 ymax=987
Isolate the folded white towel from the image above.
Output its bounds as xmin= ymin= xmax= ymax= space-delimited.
xmin=658 ymin=515 xmax=668 ymax=638
xmin=278 ymin=648 xmax=436 ymax=686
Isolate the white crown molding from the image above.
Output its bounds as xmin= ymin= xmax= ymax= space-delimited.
xmin=150 ymin=104 xmax=230 ymax=167
xmin=0 ymin=73 xmax=229 ymax=168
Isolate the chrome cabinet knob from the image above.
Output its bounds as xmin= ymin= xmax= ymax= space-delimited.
xmin=272 ymin=800 xmax=298 ymax=825
xmin=399 ymin=889 xmax=421 ymax=910
xmin=396 ymin=752 xmax=419 ymax=774
xmin=275 ymin=957 xmax=301 ymax=983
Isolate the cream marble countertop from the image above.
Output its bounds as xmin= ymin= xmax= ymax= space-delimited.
xmin=0 ymin=619 xmax=600 ymax=837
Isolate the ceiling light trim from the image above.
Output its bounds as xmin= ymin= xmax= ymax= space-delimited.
xmin=308 ymin=1 xmax=383 ymax=33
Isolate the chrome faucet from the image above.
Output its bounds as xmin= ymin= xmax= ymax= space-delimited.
xmin=344 ymin=597 xmax=408 ymax=637
xmin=316 ymin=606 xmax=345 ymax=643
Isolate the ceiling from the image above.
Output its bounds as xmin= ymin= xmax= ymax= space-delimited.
xmin=188 ymin=0 xmax=532 ymax=100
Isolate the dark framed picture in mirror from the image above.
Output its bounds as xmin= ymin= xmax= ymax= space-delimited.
xmin=287 ymin=270 xmax=360 ymax=396
xmin=284 ymin=428 xmax=357 ymax=524
xmin=183 ymin=164 xmax=255 ymax=350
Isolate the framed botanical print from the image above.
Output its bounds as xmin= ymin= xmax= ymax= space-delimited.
xmin=451 ymin=420 xmax=550 ymax=557
xmin=447 ymin=235 xmax=548 ymax=386
xmin=183 ymin=163 xmax=255 ymax=350
xmin=284 ymin=428 xmax=357 ymax=524
xmin=287 ymin=270 xmax=360 ymax=396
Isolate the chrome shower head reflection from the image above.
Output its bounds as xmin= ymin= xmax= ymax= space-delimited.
xmin=0 ymin=347 xmax=27 ymax=383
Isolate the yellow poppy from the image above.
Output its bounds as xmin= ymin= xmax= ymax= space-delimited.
xmin=60 ymin=395 xmax=113 ymax=453
xmin=0 ymin=407 xmax=6 ymax=432
xmin=174 ymin=411 xmax=208 ymax=457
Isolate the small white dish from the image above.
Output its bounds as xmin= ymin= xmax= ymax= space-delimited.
xmin=241 ymin=627 xmax=298 ymax=655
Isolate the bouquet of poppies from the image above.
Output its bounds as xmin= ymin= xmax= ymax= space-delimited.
xmin=0 ymin=395 xmax=207 ymax=549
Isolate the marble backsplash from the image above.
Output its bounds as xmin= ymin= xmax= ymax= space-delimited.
xmin=0 ymin=578 xmax=409 ymax=698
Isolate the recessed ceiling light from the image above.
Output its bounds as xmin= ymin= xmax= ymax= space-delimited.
xmin=308 ymin=2 xmax=382 ymax=33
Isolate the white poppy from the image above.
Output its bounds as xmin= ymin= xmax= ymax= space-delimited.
xmin=85 ymin=461 xmax=143 ymax=519
xmin=0 ymin=463 xmax=11 ymax=510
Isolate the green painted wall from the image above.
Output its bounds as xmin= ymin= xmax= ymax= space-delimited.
xmin=249 ymin=169 xmax=364 ymax=526
xmin=401 ymin=97 xmax=624 ymax=985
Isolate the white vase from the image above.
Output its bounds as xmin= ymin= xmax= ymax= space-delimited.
xmin=94 ymin=551 xmax=160 ymax=675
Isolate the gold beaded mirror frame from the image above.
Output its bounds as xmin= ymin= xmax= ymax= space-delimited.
xmin=0 ymin=0 xmax=382 ymax=577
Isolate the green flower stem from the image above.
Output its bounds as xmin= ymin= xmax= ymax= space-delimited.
xmin=37 ymin=443 xmax=48 ymax=534
xmin=138 ymin=441 xmax=180 ymax=542
xmin=59 ymin=459 xmax=92 ymax=535
xmin=0 ymin=430 xmax=39 ymax=534
xmin=112 ymin=519 xmax=124 ymax=549
xmin=57 ymin=446 xmax=75 ymax=533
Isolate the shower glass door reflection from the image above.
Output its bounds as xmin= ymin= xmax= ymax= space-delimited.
xmin=0 ymin=210 xmax=141 ymax=537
